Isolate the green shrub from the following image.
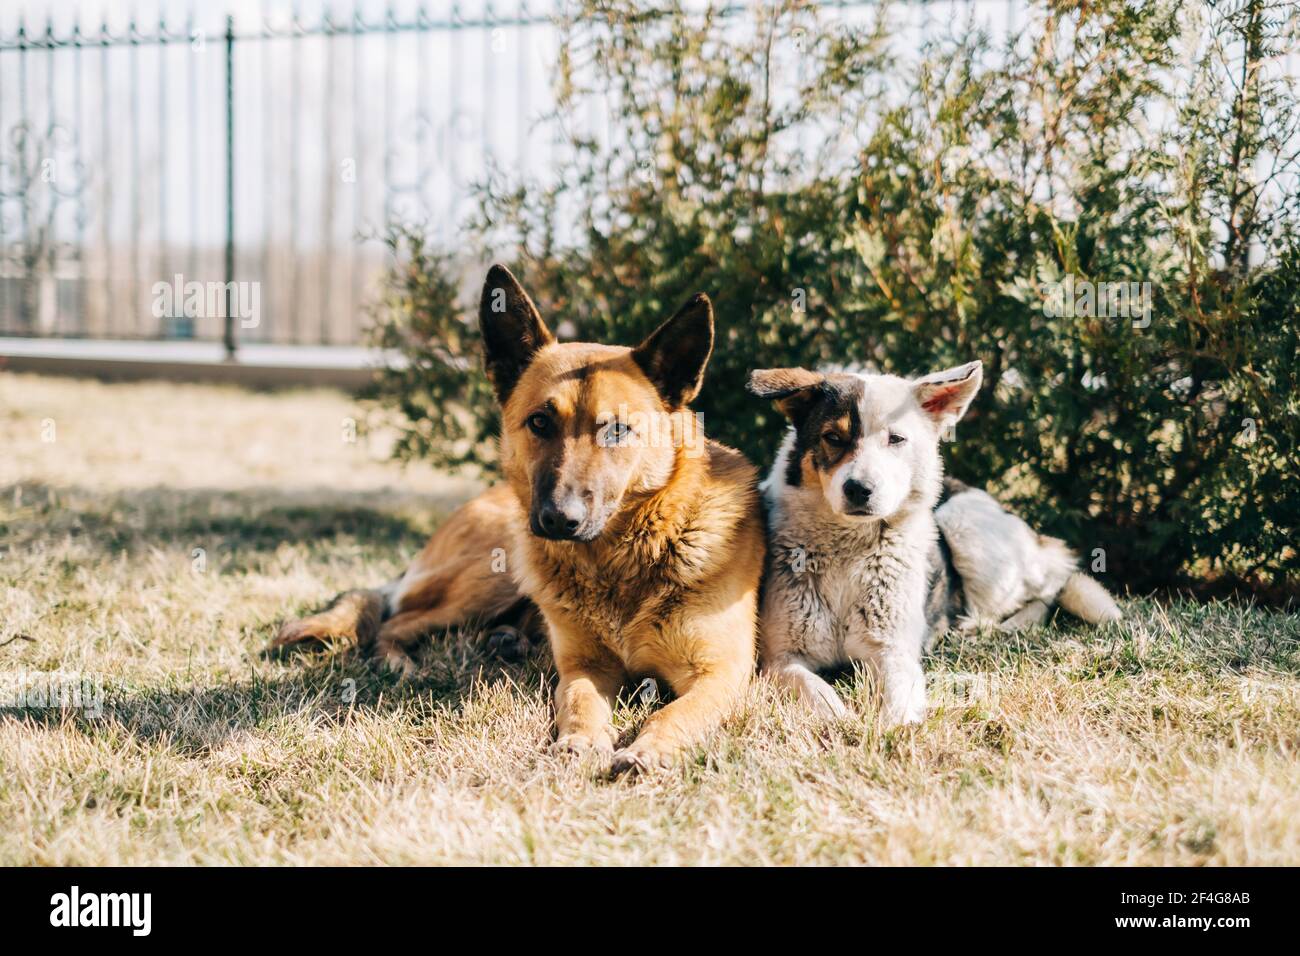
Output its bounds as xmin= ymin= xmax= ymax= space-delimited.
xmin=365 ymin=0 xmax=1299 ymax=595
xmin=362 ymin=229 xmax=499 ymax=472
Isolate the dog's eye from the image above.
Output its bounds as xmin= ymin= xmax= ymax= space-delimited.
xmin=526 ymin=413 xmax=552 ymax=436
xmin=602 ymin=421 xmax=631 ymax=445
xmin=888 ymin=432 xmax=907 ymax=446
xmin=822 ymin=432 xmax=846 ymax=448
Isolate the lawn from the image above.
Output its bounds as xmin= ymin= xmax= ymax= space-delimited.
xmin=1 ymin=371 xmax=1297 ymax=865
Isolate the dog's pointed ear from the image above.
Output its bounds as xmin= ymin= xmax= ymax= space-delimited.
xmin=914 ymin=360 xmax=982 ymax=428
xmin=479 ymin=264 xmax=554 ymax=403
xmin=632 ymin=293 xmax=714 ymax=409
xmin=747 ymin=367 xmax=825 ymax=422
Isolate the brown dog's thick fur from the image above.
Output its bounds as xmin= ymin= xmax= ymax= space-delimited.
xmin=273 ymin=266 xmax=764 ymax=774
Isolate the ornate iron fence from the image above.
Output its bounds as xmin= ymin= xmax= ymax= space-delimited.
xmin=0 ymin=1 xmax=574 ymax=352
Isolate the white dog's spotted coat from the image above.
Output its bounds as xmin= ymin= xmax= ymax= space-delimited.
xmin=751 ymin=363 xmax=980 ymax=724
xmin=750 ymin=360 xmax=1121 ymax=726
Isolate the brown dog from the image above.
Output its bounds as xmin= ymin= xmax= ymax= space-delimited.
xmin=273 ymin=266 xmax=764 ymax=773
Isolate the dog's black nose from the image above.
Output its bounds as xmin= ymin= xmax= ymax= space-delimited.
xmin=842 ymin=478 xmax=873 ymax=508
xmin=535 ymin=500 xmax=585 ymax=539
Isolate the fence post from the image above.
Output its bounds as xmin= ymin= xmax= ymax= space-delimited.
xmin=223 ymin=15 xmax=236 ymax=361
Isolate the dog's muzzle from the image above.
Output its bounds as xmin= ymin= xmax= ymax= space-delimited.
xmin=841 ymin=478 xmax=876 ymax=516
xmin=531 ymin=496 xmax=597 ymax=541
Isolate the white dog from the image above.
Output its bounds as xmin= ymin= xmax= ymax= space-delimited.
xmin=748 ymin=361 xmax=1120 ymax=725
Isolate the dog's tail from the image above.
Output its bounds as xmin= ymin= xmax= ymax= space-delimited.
xmin=1056 ymin=571 xmax=1123 ymax=624
xmin=266 ymin=587 xmax=388 ymax=656
xmin=1034 ymin=534 xmax=1122 ymax=625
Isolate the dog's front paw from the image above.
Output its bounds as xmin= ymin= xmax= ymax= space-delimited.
xmin=610 ymin=741 xmax=675 ymax=776
xmin=805 ymin=681 xmax=850 ymax=721
xmin=880 ymin=697 xmax=927 ymax=728
xmin=550 ymin=729 xmax=615 ymax=760
xmin=777 ymin=667 xmax=850 ymax=721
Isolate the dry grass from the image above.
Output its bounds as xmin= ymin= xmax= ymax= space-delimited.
xmin=1 ymin=370 xmax=1297 ymax=865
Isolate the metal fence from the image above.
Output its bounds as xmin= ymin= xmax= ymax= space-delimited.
xmin=0 ymin=1 xmax=583 ymax=352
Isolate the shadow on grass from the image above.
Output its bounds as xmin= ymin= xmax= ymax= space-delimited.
xmin=2 ymin=633 xmax=554 ymax=757
xmin=0 ymin=480 xmax=471 ymax=561
xmin=0 ymin=478 xmax=550 ymax=753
